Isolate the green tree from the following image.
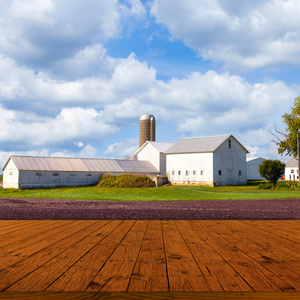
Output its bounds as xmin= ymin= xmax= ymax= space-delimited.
xmin=258 ymin=159 xmax=285 ymax=188
xmin=273 ymin=96 xmax=300 ymax=157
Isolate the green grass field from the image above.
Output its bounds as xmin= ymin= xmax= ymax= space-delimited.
xmin=0 ymin=181 xmax=299 ymax=201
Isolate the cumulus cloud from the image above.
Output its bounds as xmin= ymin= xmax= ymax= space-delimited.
xmin=0 ymin=0 xmax=121 ymax=68
xmin=150 ymin=0 xmax=300 ymax=70
xmin=0 ymin=105 xmax=118 ymax=149
xmin=103 ymin=138 xmax=139 ymax=158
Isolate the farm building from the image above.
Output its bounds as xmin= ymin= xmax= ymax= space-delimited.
xmin=163 ymin=135 xmax=249 ymax=186
xmin=2 ymin=114 xmax=250 ymax=188
xmin=285 ymin=157 xmax=299 ymax=182
xmin=2 ymin=156 xmax=159 ymax=189
xmin=136 ymin=141 xmax=174 ymax=176
xmin=246 ymin=157 xmax=266 ymax=180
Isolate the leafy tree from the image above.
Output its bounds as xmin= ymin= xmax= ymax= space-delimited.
xmin=258 ymin=159 xmax=285 ymax=188
xmin=272 ymin=96 xmax=300 ymax=157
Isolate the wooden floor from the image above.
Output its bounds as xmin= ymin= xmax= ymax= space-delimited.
xmin=0 ymin=220 xmax=299 ymax=297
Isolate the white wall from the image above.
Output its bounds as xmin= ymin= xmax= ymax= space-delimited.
xmin=213 ymin=138 xmax=247 ymax=186
xmin=137 ymin=143 xmax=165 ymax=175
xmin=3 ymin=159 xmax=19 ymax=188
xmin=285 ymin=167 xmax=299 ymax=182
xmin=246 ymin=158 xmax=266 ymax=180
xmin=166 ymin=152 xmax=214 ymax=185
xmin=18 ymin=171 xmax=102 ymax=188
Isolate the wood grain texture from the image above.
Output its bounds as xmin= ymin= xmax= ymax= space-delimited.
xmin=0 ymin=220 xmax=299 ymax=293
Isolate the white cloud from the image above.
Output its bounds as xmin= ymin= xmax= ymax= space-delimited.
xmin=103 ymin=138 xmax=139 ymax=158
xmin=150 ymin=0 xmax=300 ymax=70
xmin=0 ymin=0 xmax=121 ymax=68
xmin=0 ymin=105 xmax=118 ymax=148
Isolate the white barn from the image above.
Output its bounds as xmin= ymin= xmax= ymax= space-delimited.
xmin=246 ymin=157 xmax=266 ymax=180
xmin=285 ymin=157 xmax=299 ymax=182
xmin=2 ymin=156 xmax=159 ymax=189
xmin=164 ymin=135 xmax=249 ymax=186
xmin=136 ymin=141 xmax=174 ymax=176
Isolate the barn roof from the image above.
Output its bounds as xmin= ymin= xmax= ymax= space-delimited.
xmin=165 ymin=135 xmax=249 ymax=154
xmin=136 ymin=141 xmax=174 ymax=154
xmin=285 ymin=157 xmax=298 ymax=168
xmin=2 ymin=156 xmax=159 ymax=174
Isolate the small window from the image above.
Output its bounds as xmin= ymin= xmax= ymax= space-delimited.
xmin=172 ymin=170 xmax=174 ymax=175
xmin=36 ymin=172 xmax=41 ymax=176
xmin=219 ymin=170 xmax=222 ymax=176
xmin=193 ymin=170 xmax=196 ymax=175
xmin=200 ymin=170 xmax=203 ymax=175
xmin=178 ymin=170 xmax=181 ymax=175
xmin=238 ymin=170 xmax=242 ymax=176
xmin=53 ymin=173 xmax=59 ymax=176
xmin=186 ymin=170 xmax=188 ymax=175
xmin=228 ymin=139 xmax=231 ymax=149
xmin=291 ymin=169 xmax=294 ymax=174
xmin=86 ymin=174 xmax=92 ymax=177
xmin=70 ymin=174 xmax=76 ymax=177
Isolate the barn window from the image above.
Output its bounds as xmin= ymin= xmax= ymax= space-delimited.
xmin=219 ymin=170 xmax=222 ymax=176
xmin=228 ymin=139 xmax=231 ymax=148
xmin=193 ymin=170 xmax=196 ymax=175
xmin=172 ymin=170 xmax=174 ymax=175
xmin=86 ymin=174 xmax=92 ymax=176
xmin=70 ymin=174 xmax=76 ymax=176
xmin=9 ymin=171 xmax=13 ymax=175
xmin=291 ymin=169 xmax=294 ymax=174
xmin=178 ymin=170 xmax=181 ymax=175
xmin=53 ymin=173 xmax=59 ymax=176
xmin=186 ymin=170 xmax=188 ymax=175
xmin=239 ymin=170 xmax=242 ymax=176
xmin=36 ymin=172 xmax=41 ymax=176
xmin=200 ymin=170 xmax=203 ymax=175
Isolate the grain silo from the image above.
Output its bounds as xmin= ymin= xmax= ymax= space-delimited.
xmin=139 ymin=113 xmax=156 ymax=147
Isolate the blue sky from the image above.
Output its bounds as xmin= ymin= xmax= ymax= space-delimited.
xmin=1 ymin=0 xmax=300 ymax=168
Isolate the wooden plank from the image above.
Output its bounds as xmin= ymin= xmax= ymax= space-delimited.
xmin=6 ymin=220 xmax=114 ymax=291
xmin=1 ymin=291 xmax=300 ymax=300
xmin=0 ymin=292 xmax=300 ymax=300
xmin=162 ymin=220 xmax=210 ymax=292
xmin=242 ymin=220 xmax=300 ymax=244
xmin=217 ymin=221 xmax=300 ymax=290
xmin=128 ymin=220 xmax=169 ymax=292
xmin=46 ymin=220 xmax=135 ymax=291
xmin=0 ymin=221 xmax=37 ymax=234
xmin=175 ymin=220 xmax=253 ymax=292
xmin=0 ymin=220 xmax=71 ymax=249
xmin=0 ymin=220 xmax=87 ymax=269
xmin=0 ymin=221 xmax=100 ymax=291
xmin=86 ymin=220 xmax=148 ymax=292
xmin=190 ymin=220 xmax=295 ymax=292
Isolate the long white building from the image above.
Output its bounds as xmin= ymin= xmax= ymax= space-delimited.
xmin=2 ymin=156 xmax=159 ymax=189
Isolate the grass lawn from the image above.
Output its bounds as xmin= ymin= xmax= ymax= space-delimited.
xmin=0 ymin=181 xmax=299 ymax=201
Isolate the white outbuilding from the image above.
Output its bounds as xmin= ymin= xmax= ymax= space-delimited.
xmin=246 ymin=157 xmax=266 ymax=180
xmin=164 ymin=135 xmax=249 ymax=186
xmin=284 ymin=157 xmax=299 ymax=182
xmin=2 ymin=155 xmax=159 ymax=189
xmin=136 ymin=141 xmax=174 ymax=176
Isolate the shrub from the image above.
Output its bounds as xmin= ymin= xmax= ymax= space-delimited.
xmin=97 ymin=174 xmax=153 ymax=188
xmin=258 ymin=159 xmax=285 ymax=188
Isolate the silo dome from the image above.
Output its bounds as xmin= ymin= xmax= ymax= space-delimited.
xmin=139 ymin=113 xmax=156 ymax=147
xmin=140 ymin=113 xmax=155 ymax=121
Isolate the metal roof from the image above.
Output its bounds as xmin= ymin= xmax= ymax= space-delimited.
xmin=246 ymin=157 xmax=266 ymax=164
xmin=136 ymin=141 xmax=174 ymax=154
xmin=3 ymin=156 xmax=159 ymax=174
xmin=286 ymin=157 xmax=298 ymax=168
xmin=165 ymin=135 xmax=249 ymax=154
